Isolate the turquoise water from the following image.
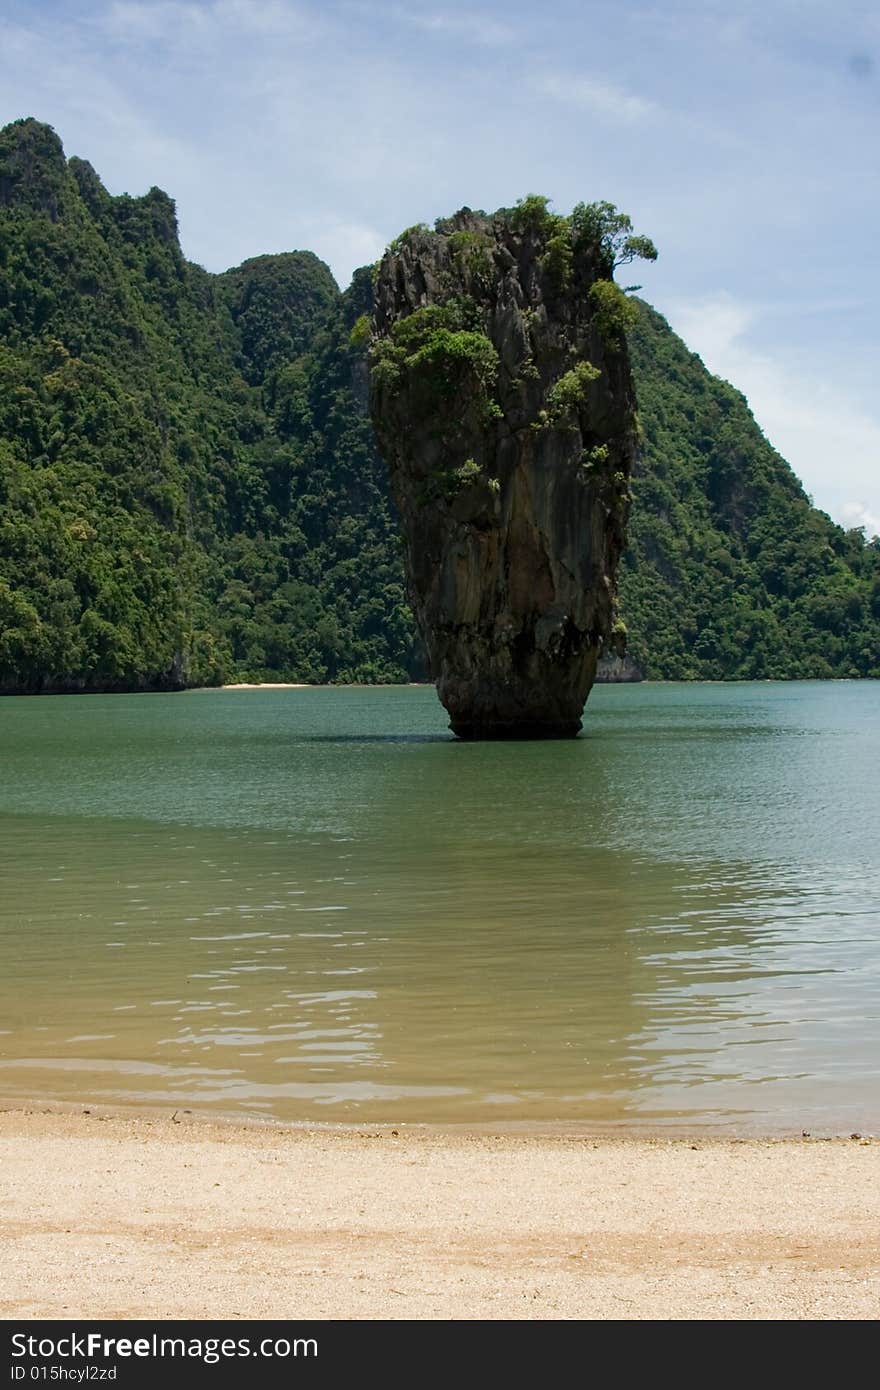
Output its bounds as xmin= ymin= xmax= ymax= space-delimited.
xmin=0 ymin=681 xmax=878 ymax=1133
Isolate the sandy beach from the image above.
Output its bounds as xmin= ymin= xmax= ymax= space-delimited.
xmin=1 ymin=1109 xmax=877 ymax=1320
xmin=218 ymin=682 xmax=429 ymax=689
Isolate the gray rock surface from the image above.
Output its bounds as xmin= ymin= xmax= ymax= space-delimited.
xmin=370 ymin=206 xmax=638 ymax=738
xmin=595 ymin=653 xmax=644 ymax=683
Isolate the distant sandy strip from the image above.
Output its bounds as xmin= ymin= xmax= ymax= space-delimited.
xmin=1 ymin=1111 xmax=878 ymax=1320
xmin=218 ymin=682 xmax=429 ymax=689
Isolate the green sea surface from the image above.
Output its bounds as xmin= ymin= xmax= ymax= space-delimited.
xmin=1 ymin=682 xmax=878 ymax=1133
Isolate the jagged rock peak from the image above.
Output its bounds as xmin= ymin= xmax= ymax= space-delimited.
xmin=0 ymin=117 xmax=182 ymax=251
xmin=369 ymin=197 xmax=654 ymax=738
xmin=68 ymin=156 xmax=112 ymax=216
xmin=0 ymin=118 xmax=70 ymax=220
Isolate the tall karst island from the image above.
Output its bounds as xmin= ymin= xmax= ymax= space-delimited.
xmin=369 ymin=199 xmax=656 ymax=739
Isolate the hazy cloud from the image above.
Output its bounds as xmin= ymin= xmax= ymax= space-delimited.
xmin=840 ymin=503 xmax=880 ymax=539
xmin=102 ymin=0 xmax=320 ymax=42
xmin=393 ymin=6 xmax=516 ymax=47
xmin=305 ymin=219 xmax=386 ymax=282
xmin=530 ymin=71 xmax=656 ymax=123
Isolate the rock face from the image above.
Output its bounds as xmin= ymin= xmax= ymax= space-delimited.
xmin=370 ymin=203 xmax=640 ymax=738
xmin=595 ymin=652 xmax=643 ymax=683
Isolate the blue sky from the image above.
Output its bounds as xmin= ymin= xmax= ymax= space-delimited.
xmin=1 ymin=0 xmax=877 ymax=533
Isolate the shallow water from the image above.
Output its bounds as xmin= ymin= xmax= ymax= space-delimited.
xmin=1 ymin=682 xmax=878 ymax=1133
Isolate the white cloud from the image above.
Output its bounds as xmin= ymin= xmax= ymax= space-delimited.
xmin=668 ymin=293 xmax=752 ymax=362
xmin=216 ymin=0 xmax=316 ymax=37
xmin=530 ymin=71 xmax=656 ymax=123
xmin=840 ymin=503 xmax=880 ymax=541
xmin=306 ymin=219 xmax=386 ymax=285
xmin=0 ymin=10 xmax=200 ymax=190
xmin=102 ymin=1 xmax=210 ymax=41
xmin=395 ymin=8 xmax=516 ymax=47
xmin=663 ymin=291 xmax=880 ymax=531
xmin=102 ymin=0 xmax=317 ymax=42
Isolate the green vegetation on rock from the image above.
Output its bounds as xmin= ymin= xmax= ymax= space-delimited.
xmin=568 ymin=200 xmax=659 ymax=275
xmin=370 ymin=302 xmax=500 ymax=435
xmin=589 ymin=279 xmax=639 ymax=345
xmin=546 ymin=361 xmax=602 ymax=425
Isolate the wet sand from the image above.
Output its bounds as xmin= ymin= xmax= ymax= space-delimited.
xmin=1 ymin=1109 xmax=878 ymax=1320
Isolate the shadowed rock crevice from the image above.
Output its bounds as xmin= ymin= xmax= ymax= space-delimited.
xmin=369 ymin=201 xmax=644 ymax=738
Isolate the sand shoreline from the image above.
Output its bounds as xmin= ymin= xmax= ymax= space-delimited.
xmin=0 ymin=1090 xmax=873 ymax=1141
xmin=1 ymin=1106 xmax=877 ymax=1320
xmin=218 ymin=681 xmax=431 ymax=690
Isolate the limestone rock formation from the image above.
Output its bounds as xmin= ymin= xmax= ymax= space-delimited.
xmin=369 ymin=201 xmax=643 ymax=738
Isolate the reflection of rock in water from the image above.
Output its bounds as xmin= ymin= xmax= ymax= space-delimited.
xmin=370 ymin=202 xmax=645 ymax=738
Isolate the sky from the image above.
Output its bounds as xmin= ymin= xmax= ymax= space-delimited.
xmin=1 ymin=0 xmax=877 ymax=534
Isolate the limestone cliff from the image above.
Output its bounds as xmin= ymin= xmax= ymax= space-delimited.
xmin=369 ymin=200 xmax=644 ymax=737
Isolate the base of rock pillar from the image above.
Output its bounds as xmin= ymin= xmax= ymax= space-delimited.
xmin=449 ymin=718 xmax=583 ymax=741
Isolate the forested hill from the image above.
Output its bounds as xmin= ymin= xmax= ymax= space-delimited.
xmin=623 ymin=305 xmax=880 ymax=678
xmin=0 ymin=118 xmax=414 ymax=690
xmin=1 ymin=118 xmax=878 ymax=692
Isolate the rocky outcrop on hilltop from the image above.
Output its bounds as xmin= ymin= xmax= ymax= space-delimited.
xmin=369 ymin=200 xmax=649 ymax=737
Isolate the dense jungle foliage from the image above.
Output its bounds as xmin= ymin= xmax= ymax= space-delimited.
xmin=1 ymin=119 xmax=877 ymax=691
xmin=623 ymin=306 xmax=880 ymax=678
